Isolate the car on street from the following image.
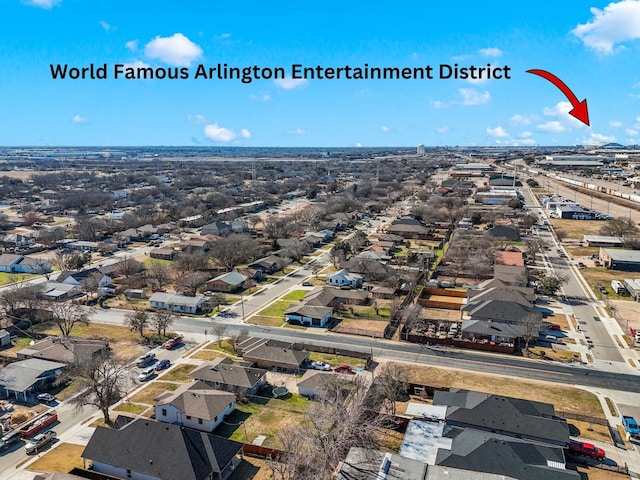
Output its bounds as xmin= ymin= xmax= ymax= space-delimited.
xmin=302 ymin=281 xmax=313 ymax=286
xmin=163 ymin=336 xmax=183 ymax=350
xmin=135 ymin=352 xmax=156 ymax=367
xmin=568 ymin=440 xmax=605 ymax=461
xmin=155 ymin=359 xmax=171 ymax=371
xmin=138 ymin=367 xmax=155 ymax=382
xmin=24 ymin=430 xmax=56 ymax=454
xmin=622 ymin=415 xmax=640 ymax=439
xmin=578 ymin=262 xmax=586 ymax=268
xmin=36 ymin=393 xmax=55 ymax=403
xmin=334 ymin=364 xmax=354 ymax=373
xmin=310 ymin=361 xmax=332 ymax=371
xmin=0 ymin=430 xmax=22 ymax=452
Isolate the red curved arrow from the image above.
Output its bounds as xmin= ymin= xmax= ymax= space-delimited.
xmin=526 ymin=69 xmax=590 ymax=126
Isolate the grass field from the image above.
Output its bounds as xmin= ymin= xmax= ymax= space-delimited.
xmin=550 ymin=219 xmax=606 ymax=238
xmin=281 ymin=290 xmax=308 ymax=301
xmin=27 ymin=442 xmax=85 ymax=473
xmin=0 ymin=272 xmax=38 ymax=286
xmin=580 ymin=268 xmax=636 ymax=299
xmin=256 ymin=300 xmax=295 ymax=317
xmin=130 ymin=382 xmax=179 ymax=405
xmin=308 ymin=352 xmax=367 ymax=369
xmin=160 ymin=364 xmax=197 ymax=382
xmin=402 ymin=363 xmax=605 ymax=418
xmin=113 ymin=403 xmax=148 ymax=414
xmin=247 ymin=315 xmax=285 ymax=327
xmin=190 ymin=350 xmax=228 ymax=361
xmin=566 ymin=246 xmax=600 ymax=258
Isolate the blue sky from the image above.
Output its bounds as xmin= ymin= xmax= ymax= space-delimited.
xmin=2 ymin=0 xmax=640 ymax=147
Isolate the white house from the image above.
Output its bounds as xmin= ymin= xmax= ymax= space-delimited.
xmin=284 ymin=304 xmax=333 ymax=328
xmin=150 ymin=292 xmax=206 ymax=314
xmin=58 ymin=268 xmax=112 ymax=288
xmin=327 ymin=269 xmax=363 ymax=288
xmin=0 ymin=254 xmax=51 ymax=274
xmin=155 ymin=381 xmax=236 ymax=432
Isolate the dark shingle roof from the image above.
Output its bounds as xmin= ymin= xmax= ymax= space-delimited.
xmin=462 ymin=300 xmax=542 ymax=325
xmin=188 ymin=358 xmax=266 ymax=389
xmin=81 ymin=418 xmax=242 ymax=480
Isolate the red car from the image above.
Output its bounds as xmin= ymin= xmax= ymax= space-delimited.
xmin=568 ymin=440 xmax=605 ymax=461
xmin=334 ymin=364 xmax=354 ymax=374
xmin=163 ymin=336 xmax=183 ymax=350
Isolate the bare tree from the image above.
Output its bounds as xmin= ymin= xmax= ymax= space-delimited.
xmin=555 ymin=228 xmax=568 ymax=242
xmin=125 ymin=309 xmax=149 ymax=337
xmin=52 ymin=250 xmax=89 ymax=271
xmin=600 ymin=217 xmax=638 ymax=237
xmin=522 ymin=311 xmax=545 ymax=354
xmin=375 ymin=363 xmax=410 ymax=415
xmin=70 ymin=351 xmax=130 ymax=427
xmin=211 ymin=324 xmax=228 ymax=347
xmin=150 ymin=310 xmax=176 ymax=336
xmin=274 ymin=376 xmax=391 ymax=479
xmin=147 ymin=260 xmax=172 ymax=290
xmin=209 ymin=234 xmax=260 ymax=271
xmin=47 ymin=301 xmax=91 ymax=336
xmin=115 ymin=255 xmax=142 ymax=279
xmin=175 ymin=271 xmax=209 ymax=296
xmin=82 ymin=272 xmax=103 ymax=299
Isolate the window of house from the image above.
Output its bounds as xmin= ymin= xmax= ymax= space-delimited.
xmin=127 ymin=470 xmax=132 ymax=479
xmin=186 ymin=415 xmax=191 ymax=420
xmin=161 ymin=408 xmax=167 ymax=417
xmin=198 ymin=418 xmax=203 ymax=425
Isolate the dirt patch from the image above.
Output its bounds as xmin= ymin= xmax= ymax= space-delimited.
xmin=129 ymin=382 xmax=179 ymax=405
xmin=547 ymin=313 xmax=571 ymax=330
xmin=335 ymin=318 xmax=388 ymax=335
xmin=610 ymin=299 xmax=640 ymax=336
xmin=550 ymin=219 xmax=606 ymax=239
xmin=160 ymin=364 xmax=197 ymax=382
xmin=228 ymin=456 xmax=273 ymax=480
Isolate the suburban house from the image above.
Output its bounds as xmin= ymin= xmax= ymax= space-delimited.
xmin=17 ymin=337 xmax=109 ymax=365
xmin=188 ymin=357 xmax=267 ymax=395
xmin=394 ymin=391 xmax=577 ymax=480
xmin=67 ymin=240 xmax=100 ymax=252
xmin=40 ymin=282 xmax=82 ymax=300
xmin=178 ymin=239 xmax=210 ymax=253
xmin=236 ymin=337 xmax=309 ymax=371
xmin=462 ymin=300 xmax=542 ymax=326
xmin=205 ymin=271 xmax=248 ymax=293
xmin=0 ymin=254 xmax=51 ymax=274
xmin=150 ymin=292 xmax=207 ymax=314
xmin=297 ymin=370 xmax=336 ymax=398
xmin=81 ymin=418 xmax=243 ymax=480
xmin=284 ymin=303 xmax=333 ymax=327
xmin=201 ymin=221 xmax=232 ymax=236
xmin=150 ymin=247 xmax=177 ymax=260
xmin=327 ymin=269 xmax=363 ymax=288
xmin=492 ymin=264 xmax=528 ymax=287
xmin=304 ymin=286 xmax=369 ymax=309
xmin=582 ymin=235 xmax=624 ymax=248
xmin=155 ymin=381 xmax=236 ymax=432
xmin=387 ymin=217 xmax=431 ymax=240
xmin=58 ymin=268 xmax=112 ymax=289
xmin=0 ymin=358 xmax=65 ymax=401
xmin=249 ymin=255 xmax=283 ymax=274
xmin=1 ymin=233 xmax=35 ymax=248
xmin=467 ymin=286 xmax=534 ymax=307
xmin=484 ymin=225 xmax=520 ymax=241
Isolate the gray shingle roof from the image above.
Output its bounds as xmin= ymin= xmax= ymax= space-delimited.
xmin=0 ymin=358 xmax=66 ymax=393
xmin=81 ymin=418 xmax=242 ymax=480
xmin=188 ymin=358 xmax=266 ymax=390
xmin=155 ymin=381 xmax=235 ymax=422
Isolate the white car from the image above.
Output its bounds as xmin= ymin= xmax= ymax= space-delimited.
xmin=311 ymin=361 xmax=332 ymax=371
xmin=138 ymin=367 xmax=155 ymax=382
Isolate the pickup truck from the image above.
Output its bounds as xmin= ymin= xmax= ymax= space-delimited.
xmin=622 ymin=416 xmax=640 ymax=439
xmin=568 ymin=440 xmax=605 ymax=461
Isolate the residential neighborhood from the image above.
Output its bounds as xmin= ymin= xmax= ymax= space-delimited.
xmin=0 ymin=146 xmax=639 ymax=480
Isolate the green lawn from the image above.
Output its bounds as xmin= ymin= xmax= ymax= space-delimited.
xmin=247 ymin=315 xmax=284 ymax=327
xmin=0 ymin=272 xmax=38 ymax=286
xmin=256 ymin=300 xmax=295 ymax=317
xmin=308 ymin=352 xmax=367 ymax=369
xmin=114 ymin=403 xmax=148 ymax=414
xmin=339 ymin=305 xmax=390 ymax=320
xmin=160 ymin=364 xmax=197 ymax=382
xmin=281 ymin=290 xmax=308 ymax=301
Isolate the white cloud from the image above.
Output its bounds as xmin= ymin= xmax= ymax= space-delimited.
xmin=250 ymin=93 xmax=271 ymax=102
xmin=125 ymin=40 xmax=138 ymax=51
xmin=572 ymin=0 xmax=640 ymax=54
xmin=630 ymin=93 xmax=640 ymax=99
xmin=71 ymin=114 xmax=87 ymax=124
xmin=543 ymin=101 xmax=586 ymax=128
xmin=380 ymin=125 xmax=391 ymax=133
xmin=537 ymin=121 xmax=567 ymax=133
xmin=355 ymin=143 xmax=363 ymax=147
xmin=144 ymin=33 xmax=203 ymax=67
xmin=487 ymin=126 xmax=509 ymax=138
xmin=430 ymin=100 xmax=447 ymax=108
xmin=203 ymin=123 xmax=236 ymax=143
xmin=582 ymin=132 xmax=616 ymax=144
xmin=100 ymin=21 xmax=111 ymax=32
xmin=626 ymin=128 xmax=638 ymax=136
xmin=518 ymin=131 xmax=533 ymax=138
xmin=287 ymin=128 xmax=309 ymax=135
xmin=435 ymin=126 xmax=450 ymax=134
xmin=457 ymin=88 xmax=490 ymax=106
xmin=478 ymin=47 xmax=504 ymax=57
xmin=509 ymin=114 xmax=537 ymax=126
xmin=609 ymin=120 xmax=623 ymax=128
xmin=187 ymin=114 xmax=207 ymax=124
xmin=240 ymin=128 xmax=252 ymax=139
xmin=22 ymin=0 xmax=60 ymax=8
xmin=218 ymin=33 xmax=232 ymax=40
xmin=273 ymin=77 xmax=308 ymax=90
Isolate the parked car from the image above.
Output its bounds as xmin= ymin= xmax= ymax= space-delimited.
xmin=155 ymin=359 xmax=171 ymax=371
xmin=622 ymin=416 xmax=640 ymax=439
xmin=568 ymin=440 xmax=605 ymax=461
xmin=0 ymin=430 xmax=22 ymax=452
xmin=536 ymin=296 xmax=550 ymax=304
xmin=302 ymin=281 xmax=313 ymax=287
xmin=36 ymin=393 xmax=55 ymax=403
xmin=138 ymin=367 xmax=155 ymax=382
xmin=311 ymin=361 xmax=332 ymax=371
xmin=24 ymin=430 xmax=56 ymax=454
xmin=136 ymin=352 xmax=156 ymax=367
xmin=334 ymin=364 xmax=353 ymax=373
xmin=163 ymin=336 xmax=183 ymax=350
xmin=578 ymin=262 xmax=586 ymax=268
